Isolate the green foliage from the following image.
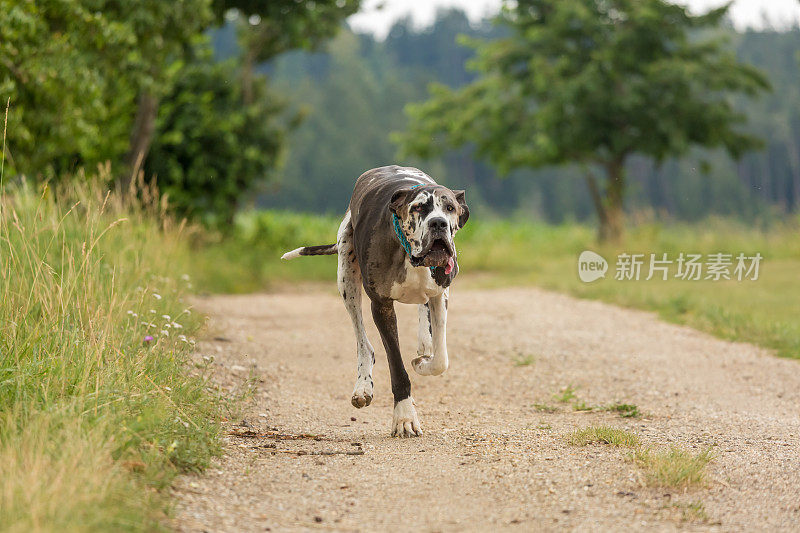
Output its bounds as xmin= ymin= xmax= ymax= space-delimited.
xmin=401 ymin=0 xmax=769 ymax=165
xmin=0 ymin=179 xmax=224 ymax=529
xmin=146 ymin=54 xmax=287 ymax=223
xmin=142 ymin=0 xmax=359 ymax=222
xmin=0 ymin=0 xmax=134 ymax=175
xmin=215 ymin=0 xmax=361 ymax=62
xmin=1 ymin=0 xmax=357 ymax=222
xmin=264 ymin=30 xmax=423 ymax=212
xmin=398 ymin=0 xmax=770 ymax=240
xmin=0 ymin=0 xmax=212 ymax=177
xmin=254 ymin=12 xmax=799 ymax=224
xmin=188 ymin=210 xmax=341 ymax=293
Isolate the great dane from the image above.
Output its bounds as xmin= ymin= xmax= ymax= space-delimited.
xmin=281 ymin=166 xmax=469 ymax=437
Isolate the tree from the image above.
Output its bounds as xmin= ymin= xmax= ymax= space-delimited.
xmin=397 ymin=0 xmax=770 ymax=242
xmin=0 ymin=0 xmax=212 ymax=179
xmin=144 ymin=53 xmax=287 ymax=224
xmin=99 ymin=0 xmax=214 ymax=184
xmin=0 ymin=0 xmax=134 ymax=175
xmin=212 ymin=0 xmax=360 ymax=103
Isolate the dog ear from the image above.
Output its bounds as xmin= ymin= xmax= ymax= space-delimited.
xmin=453 ymin=190 xmax=469 ymax=229
xmin=389 ymin=188 xmax=413 ymax=216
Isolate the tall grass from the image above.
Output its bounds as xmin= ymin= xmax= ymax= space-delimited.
xmin=0 ymin=177 xmax=223 ymax=531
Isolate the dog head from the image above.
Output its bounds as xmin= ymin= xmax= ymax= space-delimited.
xmin=389 ymin=185 xmax=469 ymax=269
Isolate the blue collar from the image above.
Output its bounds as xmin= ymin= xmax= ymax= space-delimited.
xmin=393 ymin=184 xmax=435 ymax=273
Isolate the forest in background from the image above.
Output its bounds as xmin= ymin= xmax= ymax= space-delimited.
xmin=213 ymin=9 xmax=800 ymax=224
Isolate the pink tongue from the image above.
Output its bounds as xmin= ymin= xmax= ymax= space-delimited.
xmin=444 ymin=256 xmax=455 ymax=275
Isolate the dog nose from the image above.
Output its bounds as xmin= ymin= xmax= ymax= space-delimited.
xmin=428 ymin=217 xmax=448 ymax=232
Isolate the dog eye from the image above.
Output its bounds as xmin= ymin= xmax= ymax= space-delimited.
xmin=446 ymin=205 xmax=455 ymax=212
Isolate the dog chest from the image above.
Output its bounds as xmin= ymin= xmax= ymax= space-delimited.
xmin=389 ymin=261 xmax=443 ymax=304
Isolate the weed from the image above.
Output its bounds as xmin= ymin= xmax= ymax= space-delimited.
xmin=554 ymin=385 xmax=578 ymax=403
xmin=533 ymin=403 xmax=558 ymax=413
xmin=567 ymin=426 xmax=640 ymax=447
xmin=634 ymin=447 xmax=713 ymax=489
xmin=513 ymin=354 xmax=535 ymax=366
xmin=676 ymin=501 xmax=710 ymax=522
xmin=603 ymin=403 xmax=641 ymax=418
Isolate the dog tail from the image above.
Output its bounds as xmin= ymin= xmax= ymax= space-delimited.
xmin=281 ymin=243 xmax=338 ymax=260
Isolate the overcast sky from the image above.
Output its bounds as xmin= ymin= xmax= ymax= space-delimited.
xmin=349 ymin=0 xmax=800 ymax=39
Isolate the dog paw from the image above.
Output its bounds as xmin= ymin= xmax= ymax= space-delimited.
xmin=411 ymin=355 xmax=447 ymax=376
xmin=391 ymin=398 xmax=422 ymax=437
xmin=351 ymin=378 xmax=373 ymax=408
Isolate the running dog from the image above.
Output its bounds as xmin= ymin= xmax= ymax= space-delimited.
xmin=281 ymin=165 xmax=469 ymax=437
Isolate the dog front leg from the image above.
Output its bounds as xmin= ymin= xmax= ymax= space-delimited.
xmin=412 ymin=290 xmax=448 ymax=376
xmin=416 ymin=303 xmax=433 ymax=357
xmin=371 ymin=298 xmax=421 ymax=437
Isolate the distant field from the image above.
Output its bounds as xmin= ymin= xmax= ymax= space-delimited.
xmin=190 ymin=211 xmax=800 ymax=359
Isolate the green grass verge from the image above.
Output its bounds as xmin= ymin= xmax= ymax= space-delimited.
xmin=195 ymin=210 xmax=799 ymax=359
xmin=0 ymin=181 xmax=225 ymax=531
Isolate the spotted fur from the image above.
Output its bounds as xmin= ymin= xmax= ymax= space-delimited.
xmin=280 ymin=166 xmax=469 ymax=438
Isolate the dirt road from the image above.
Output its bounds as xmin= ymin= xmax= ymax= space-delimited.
xmin=173 ymin=284 xmax=800 ymax=532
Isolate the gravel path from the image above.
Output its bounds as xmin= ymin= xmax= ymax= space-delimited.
xmin=173 ymin=284 xmax=800 ymax=532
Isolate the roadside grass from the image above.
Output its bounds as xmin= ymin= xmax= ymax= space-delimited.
xmin=602 ymin=402 xmax=641 ymax=418
xmin=567 ymin=425 xmax=714 ymax=491
xmin=0 ymin=179 xmax=224 ymax=531
xmin=206 ymin=210 xmax=800 ymax=359
xmin=553 ymin=385 xmax=578 ymax=403
xmin=567 ymin=426 xmax=640 ymax=447
xmin=533 ymin=403 xmax=558 ymax=413
xmin=545 ymin=386 xmax=642 ymax=418
xmin=668 ymin=501 xmax=710 ymax=523
xmin=634 ymin=447 xmax=714 ymax=489
xmin=455 ymin=217 xmax=800 ymax=359
xmin=512 ymin=353 xmax=536 ymax=366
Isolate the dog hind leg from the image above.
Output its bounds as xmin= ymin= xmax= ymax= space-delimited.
xmin=337 ymin=212 xmax=375 ymax=408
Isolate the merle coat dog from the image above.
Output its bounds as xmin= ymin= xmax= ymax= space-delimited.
xmin=282 ymin=166 xmax=469 ymax=436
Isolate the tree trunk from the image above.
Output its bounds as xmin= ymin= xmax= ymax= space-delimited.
xmin=601 ymin=159 xmax=625 ymax=243
xmin=586 ymin=159 xmax=626 ymax=244
xmin=123 ymin=91 xmax=159 ymax=191
xmin=785 ymin=127 xmax=800 ymax=212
